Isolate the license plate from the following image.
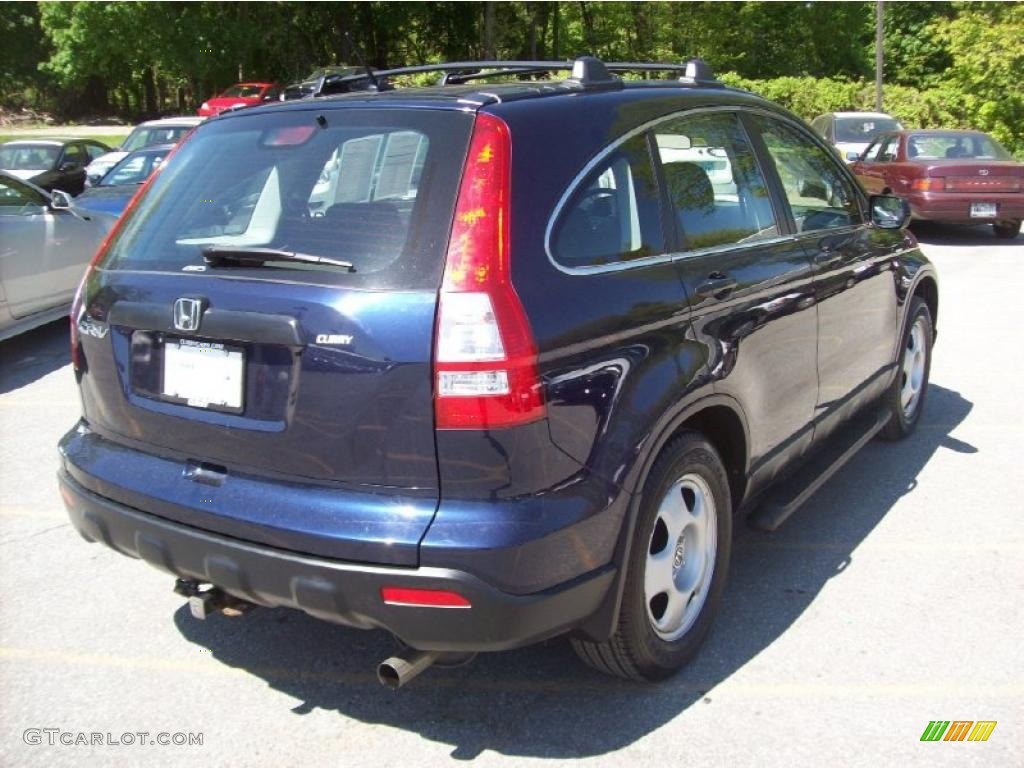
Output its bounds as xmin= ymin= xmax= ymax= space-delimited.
xmin=163 ymin=339 xmax=244 ymax=410
xmin=970 ymin=202 xmax=997 ymax=218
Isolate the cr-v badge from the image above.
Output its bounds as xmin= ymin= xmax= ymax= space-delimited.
xmin=173 ymin=298 xmax=203 ymax=332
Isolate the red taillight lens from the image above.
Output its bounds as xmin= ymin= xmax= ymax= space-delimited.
xmin=911 ymin=177 xmax=945 ymax=191
xmin=434 ymin=113 xmax=545 ymax=430
xmin=380 ymin=587 xmax=471 ymax=608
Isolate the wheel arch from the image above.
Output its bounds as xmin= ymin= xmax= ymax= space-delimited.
xmin=576 ymin=394 xmax=750 ymax=643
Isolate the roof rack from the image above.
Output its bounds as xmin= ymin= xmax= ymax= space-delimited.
xmin=313 ymin=55 xmax=723 ymax=96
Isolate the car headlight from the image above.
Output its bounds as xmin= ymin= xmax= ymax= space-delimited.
xmin=201 ymin=102 xmax=210 ymax=110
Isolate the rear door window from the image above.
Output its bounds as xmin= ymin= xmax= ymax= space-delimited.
xmin=549 ymin=135 xmax=665 ymax=268
xmin=101 ymin=109 xmax=472 ymax=289
xmin=654 ymin=112 xmax=779 ymax=251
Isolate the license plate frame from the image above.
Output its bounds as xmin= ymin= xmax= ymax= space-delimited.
xmin=970 ymin=201 xmax=998 ymax=218
xmin=161 ymin=337 xmax=245 ymax=413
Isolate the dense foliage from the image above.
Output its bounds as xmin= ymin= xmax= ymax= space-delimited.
xmin=1 ymin=1 xmax=1020 ymax=154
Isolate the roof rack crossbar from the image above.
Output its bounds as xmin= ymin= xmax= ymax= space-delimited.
xmin=314 ymin=56 xmax=721 ymax=95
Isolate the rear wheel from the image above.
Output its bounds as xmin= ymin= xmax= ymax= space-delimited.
xmin=993 ymin=220 xmax=1021 ymax=240
xmin=571 ymin=431 xmax=731 ymax=681
xmin=880 ymin=296 xmax=933 ymax=441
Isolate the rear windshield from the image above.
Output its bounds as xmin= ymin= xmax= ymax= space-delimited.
xmin=122 ymin=125 xmax=196 ymax=151
xmin=221 ymin=85 xmax=265 ymax=98
xmin=835 ymin=117 xmax=901 ymax=143
xmin=0 ymin=144 xmax=59 ymax=171
xmin=907 ymin=133 xmax=1011 ymax=161
xmin=101 ymin=108 xmax=472 ymax=289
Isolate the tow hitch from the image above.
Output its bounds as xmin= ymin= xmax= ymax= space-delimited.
xmin=174 ymin=578 xmax=256 ymax=620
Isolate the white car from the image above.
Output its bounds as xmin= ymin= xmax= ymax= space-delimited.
xmin=810 ymin=111 xmax=903 ymax=163
xmin=0 ymin=172 xmax=107 ymax=340
xmin=84 ymin=116 xmax=204 ymax=187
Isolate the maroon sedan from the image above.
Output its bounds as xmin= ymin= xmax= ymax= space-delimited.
xmin=852 ymin=130 xmax=1022 ymax=239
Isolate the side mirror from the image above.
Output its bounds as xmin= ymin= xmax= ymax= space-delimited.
xmin=59 ymin=161 xmax=81 ymax=172
xmin=49 ymin=189 xmax=89 ymax=220
xmin=845 ymin=150 xmax=861 ymax=162
xmin=49 ymin=189 xmax=73 ymax=210
xmin=869 ymin=194 xmax=910 ymax=229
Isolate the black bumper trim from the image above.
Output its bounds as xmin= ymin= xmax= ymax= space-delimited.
xmin=58 ymin=470 xmax=615 ymax=652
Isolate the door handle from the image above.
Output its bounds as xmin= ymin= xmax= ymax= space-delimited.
xmin=695 ymin=272 xmax=737 ymax=300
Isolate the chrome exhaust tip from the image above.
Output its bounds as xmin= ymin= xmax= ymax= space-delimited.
xmin=377 ymin=648 xmax=440 ymax=690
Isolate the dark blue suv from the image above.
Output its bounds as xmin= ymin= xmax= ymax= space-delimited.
xmin=58 ymin=58 xmax=938 ymax=686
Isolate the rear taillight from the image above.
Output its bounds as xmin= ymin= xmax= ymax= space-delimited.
xmin=433 ymin=113 xmax=545 ymax=430
xmin=911 ymin=177 xmax=945 ymax=191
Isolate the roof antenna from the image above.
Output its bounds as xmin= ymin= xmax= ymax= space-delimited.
xmin=344 ymin=31 xmax=380 ymax=91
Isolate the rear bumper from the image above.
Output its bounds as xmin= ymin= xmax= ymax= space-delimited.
xmin=58 ymin=469 xmax=615 ymax=652
xmin=905 ymin=191 xmax=1024 ymax=223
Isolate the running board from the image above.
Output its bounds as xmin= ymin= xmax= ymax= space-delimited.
xmin=749 ymin=407 xmax=891 ymax=532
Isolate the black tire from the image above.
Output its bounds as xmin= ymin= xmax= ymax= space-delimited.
xmin=880 ymin=296 xmax=933 ymax=441
xmin=571 ymin=431 xmax=732 ymax=681
xmin=993 ymin=220 xmax=1021 ymax=240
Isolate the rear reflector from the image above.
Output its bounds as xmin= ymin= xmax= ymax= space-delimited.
xmin=380 ymin=587 xmax=472 ymax=608
xmin=434 ymin=112 xmax=545 ymax=429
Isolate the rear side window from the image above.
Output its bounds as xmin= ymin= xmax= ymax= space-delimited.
xmin=753 ymin=116 xmax=863 ymax=233
xmin=102 ymin=109 xmax=472 ymax=289
xmin=550 ymin=135 xmax=664 ymax=268
xmin=655 ymin=112 xmax=779 ymax=251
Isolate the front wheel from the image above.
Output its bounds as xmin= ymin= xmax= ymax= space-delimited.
xmin=880 ymin=296 xmax=933 ymax=440
xmin=571 ymin=431 xmax=731 ymax=681
xmin=993 ymin=220 xmax=1021 ymax=240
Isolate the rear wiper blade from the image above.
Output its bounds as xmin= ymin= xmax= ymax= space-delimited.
xmin=201 ymin=246 xmax=354 ymax=271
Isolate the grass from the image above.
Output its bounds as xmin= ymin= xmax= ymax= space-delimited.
xmin=0 ymin=132 xmax=130 ymax=148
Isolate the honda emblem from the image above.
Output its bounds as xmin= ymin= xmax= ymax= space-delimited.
xmin=173 ymin=298 xmax=203 ymax=332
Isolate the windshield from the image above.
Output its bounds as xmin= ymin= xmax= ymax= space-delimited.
xmin=835 ymin=117 xmax=901 ymax=143
xmin=122 ymin=126 xmax=193 ymax=152
xmin=221 ymin=85 xmax=265 ymax=98
xmin=0 ymin=144 xmax=59 ymax=171
xmin=100 ymin=108 xmax=472 ymax=289
xmin=907 ymin=133 xmax=1012 ymax=161
xmin=100 ymin=150 xmax=170 ymax=186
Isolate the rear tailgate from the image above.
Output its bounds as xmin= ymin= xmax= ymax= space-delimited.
xmin=69 ymin=106 xmax=473 ymax=564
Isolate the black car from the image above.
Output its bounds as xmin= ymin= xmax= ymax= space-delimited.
xmin=59 ymin=57 xmax=938 ymax=687
xmin=279 ymin=64 xmax=379 ymax=100
xmin=0 ymin=138 xmax=110 ymax=195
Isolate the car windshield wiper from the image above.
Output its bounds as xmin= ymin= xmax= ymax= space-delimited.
xmin=201 ymin=246 xmax=354 ymax=271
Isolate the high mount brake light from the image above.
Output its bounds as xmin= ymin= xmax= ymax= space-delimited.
xmin=433 ymin=113 xmax=545 ymax=430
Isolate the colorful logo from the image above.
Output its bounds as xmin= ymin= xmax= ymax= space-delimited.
xmin=921 ymin=721 xmax=997 ymax=742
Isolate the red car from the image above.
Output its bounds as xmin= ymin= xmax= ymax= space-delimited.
xmin=197 ymin=82 xmax=280 ymax=117
xmin=851 ymin=129 xmax=1022 ymax=239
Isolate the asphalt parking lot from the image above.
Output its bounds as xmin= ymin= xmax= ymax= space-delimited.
xmin=1 ymin=224 xmax=1021 ymax=767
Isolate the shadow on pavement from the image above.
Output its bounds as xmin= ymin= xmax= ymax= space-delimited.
xmin=0 ymin=319 xmax=71 ymax=394
xmin=175 ymin=383 xmax=973 ymax=759
xmin=911 ymin=221 xmax=1021 ymax=246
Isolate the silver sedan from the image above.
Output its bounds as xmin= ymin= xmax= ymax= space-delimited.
xmin=0 ymin=171 xmax=107 ymax=341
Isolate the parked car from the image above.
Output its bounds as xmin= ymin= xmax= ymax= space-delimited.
xmin=0 ymin=172 xmax=106 ymax=340
xmin=279 ymin=65 xmax=376 ymax=100
xmin=58 ymin=57 xmax=938 ymax=686
xmin=84 ymin=117 xmax=203 ymax=187
xmin=74 ymin=144 xmax=174 ymax=221
xmin=851 ymin=129 xmax=1022 ymax=239
xmin=810 ymin=111 xmax=903 ymax=162
xmin=0 ymin=138 xmax=110 ymax=195
xmin=198 ymin=82 xmax=280 ymax=117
